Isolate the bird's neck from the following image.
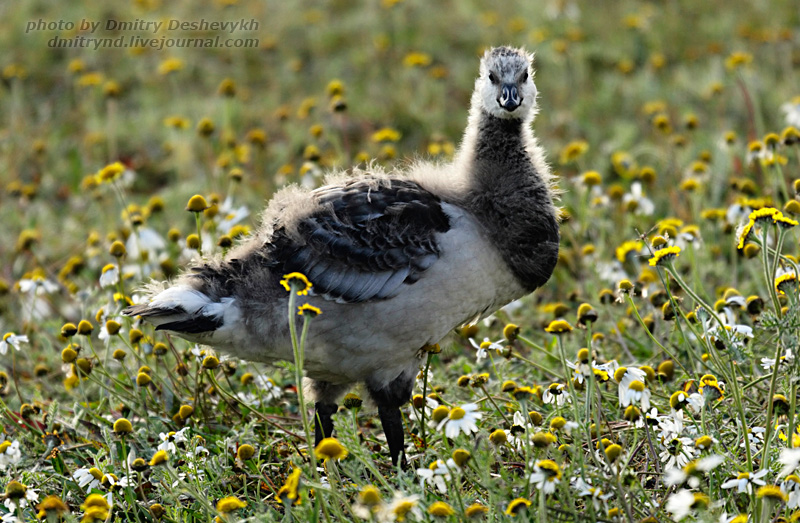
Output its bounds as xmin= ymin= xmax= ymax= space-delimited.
xmin=466 ymin=109 xmax=542 ymax=191
xmin=458 ymin=108 xmax=560 ymax=292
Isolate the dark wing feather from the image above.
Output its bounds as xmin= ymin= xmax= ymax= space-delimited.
xmin=268 ymin=178 xmax=451 ymax=303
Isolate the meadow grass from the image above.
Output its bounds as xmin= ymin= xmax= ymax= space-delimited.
xmin=1 ymin=0 xmax=800 ymax=521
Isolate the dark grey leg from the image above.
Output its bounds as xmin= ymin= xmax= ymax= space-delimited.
xmin=378 ymin=404 xmax=405 ymax=467
xmin=367 ymin=370 xmax=415 ymax=468
xmin=305 ymin=379 xmax=349 ymax=447
xmin=314 ymin=402 xmax=338 ymax=446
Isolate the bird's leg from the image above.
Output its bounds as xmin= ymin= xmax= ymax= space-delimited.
xmin=304 ymin=379 xmax=349 ymax=447
xmin=367 ymin=370 xmax=415 ymax=468
xmin=314 ymin=401 xmax=338 ymax=446
xmin=377 ymin=404 xmax=406 ymax=467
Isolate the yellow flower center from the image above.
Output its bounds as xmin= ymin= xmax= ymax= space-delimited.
xmin=537 ymin=459 xmax=562 ymax=479
xmin=314 ymin=437 xmax=348 ymax=461
xmin=359 ymin=486 xmax=381 ymax=506
xmin=280 ymin=272 xmax=313 ymax=295
xmin=393 ymin=500 xmax=416 ymax=518
xmin=449 ymin=407 xmax=466 ymax=420
xmin=629 ymin=380 xmax=645 ymax=392
xmin=217 ymin=496 xmax=247 ymax=513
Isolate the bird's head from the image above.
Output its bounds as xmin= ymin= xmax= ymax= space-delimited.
xmin=476 ymin=46 xmax=537 ymax=120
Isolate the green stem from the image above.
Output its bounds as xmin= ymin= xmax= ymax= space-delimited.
xmin=420 ymin=352 xmax=431 ymax=448
xmin=761 ymin=227 xmax=784 ymax=317
xmin=624 ymin=294 xmax=691 ymax=376
xmin=480 ymin=383 xmax=510 ymax=425
xmin=729 ymin=357 xmax=754 ymax=470
xmin=288 ymin=293 xmax=313 ymax=452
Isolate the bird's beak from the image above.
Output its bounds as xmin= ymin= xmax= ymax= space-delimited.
xmin=499 ymin=84 xmax=522 ymax=112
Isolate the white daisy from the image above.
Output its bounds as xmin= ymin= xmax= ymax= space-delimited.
xmin=659 ymin=436 xmax=695 ymax=470
xmin=98 ymin=317 xmax=123 ymax=345
xmin=665 ymin=489 xmax=699 ymax=521
xmin=622 ymin=182 xmax=655 ymax=215
xmin=437 ymin=403 xmax=481 ymax=438
xmin=216 ymin=197 xmax=250 ymax=234
xmin=99 ymin=264 xmax=120 ymax=288
xmin=377 ymin=493 xmax=423 ymax=523
xmin=779 ymin=448 xmax=800 ymax=477
xmin=0 ymin=333 xmax=29 ymax=356
xmin=529 ymin=459 xmax=562 ymax=494
xmin=157 ymin=427 xmax=190 ymax=453
xmin=761 ymin=349 xmax=795 ymax=371
xmin=720 ymin=468 xmax=768 ymax=494
xmin=726 ymin=202 xmax=751 ymax=225
xmin=781 ymin=474 xmax=800 ymax=509
xmin=572 ymin=477 xmax=613 ymax=509
xmin=416 ymin=460 xmax=451 ymax=494
xmin=620 ymin=379 xmax=651 ymax=411
xmin=3 ymin=484 xmax=38 ymax=512
xmin=73 ymin=466 xmax=103 ymax=490
xmin=415 ymin=367 xmax=433 ymax=391
xmin=468 ymin=337 xmax=504 ymax=361
xmin=664 ymin=455 xmax=725 ymax=488
xmin=126 ymin=226 xmax=166 ymax=260
xmin=744 ymin=426 xmax=766 ymax=452
xmin=1 ymin=512 xmax=20 ymax=523
xmin=781 ymin=96 xmax=800 ymax=128
xmin=542 ymin=383 xmax=570 ymax=406
xmin=659 ymin=409 xmax=685 ymax=440
xmin=614 ymin=367 xmax=647 ymax=406
xmin=408 ymin=396 xmax=438 ymax=425
xmin=0 ymin=440 xmax=22 ymax=470
xmin=18 ymin=276 xmax=58 ymax=295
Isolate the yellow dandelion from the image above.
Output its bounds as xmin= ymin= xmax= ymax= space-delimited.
xmin=403 ymin=52 xmax=432 ymax=67
xmin=465 ymin=503 xmax=488 ymax=518
xmin=737 ymin=220 xmax=755 ymax=250
xmin=217 ymin=496 xmax=247 ymax=513
xmin=96 ymin=162 xmax=126 ymax=183
xmin=775 ymin=214 xmax=798 ymax=228
xmin=314 ymin=437 xmax=348 ymax=461
xmin=544 ymin=319 xmax=573 ymax=334
xmin=428 ymin=501 xmax=455 ymax=517
xmin=280 ymin=272 xmax=312 ymax=295
xmin=158 ymin=57 xmax=184 ymax=75
xmin=112 ymin=418 xmax=133 ymax=436
xmin=725 ymin=51 xmax=753 ymax=70
xmin=559 ymin=140 xmax=589 ymax=164
xmin=581 ymin=170 xmax=602 ymax=186
xmin=749 ymin=207 xmax=781 ymax=223
xmin=297 ymin=303 xmax=322 ymax=316
xmin=278 ymin=468 xmax=301 ymax=501
xmin=505 ymin=498 xmax=532 ymax=516
xmin=371 ymin=127 xmax=401 ymax=143
xmin=149 ymin=450 xmax=168 ymax=466
xmin=776 ymin=273 xmax=798 ymax=294
xmin=648 ymin=246 xmax=681 ymax=267
xmin=756 ymin=485 xmax=788 ymax=502
xmin=615 ymin=240 xmax=643 ymax=263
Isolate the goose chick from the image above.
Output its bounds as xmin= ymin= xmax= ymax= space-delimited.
xmin=123 ymin=45 xmax=559 ymax=467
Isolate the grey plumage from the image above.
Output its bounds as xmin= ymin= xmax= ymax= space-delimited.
xmin=123 ymin=46 xmax=559 ymax=466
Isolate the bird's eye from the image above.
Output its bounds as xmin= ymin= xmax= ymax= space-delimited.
xmin=520 ymin=71 xmax=528 ymax=83
xmin=488 ymin=72 xmax=498 ymax=84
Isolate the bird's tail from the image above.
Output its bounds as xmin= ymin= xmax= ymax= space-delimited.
xmin=123 ymin=285 xmax=236 ymax=335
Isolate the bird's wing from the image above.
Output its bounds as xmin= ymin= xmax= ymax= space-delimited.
xmin=267 ymin=177 xmax=451 ymax=303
